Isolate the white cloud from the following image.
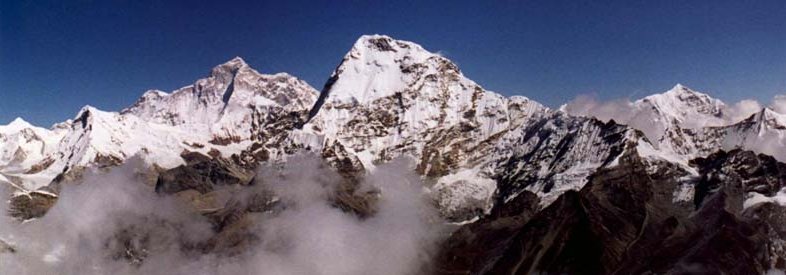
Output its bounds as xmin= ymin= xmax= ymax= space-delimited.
xmin=728 ymin=99 xmax=763 ymax=122
xmin=560 ymin=94 xmax=637 ymax=124
xmin=770 ymin=95 xmax=786 ymax=114
xmin=0 ymin=155 xmax=447 ymax=275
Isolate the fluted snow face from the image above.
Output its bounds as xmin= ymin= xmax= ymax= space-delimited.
xmin=491 ymin=112 xmax=640 ymax=206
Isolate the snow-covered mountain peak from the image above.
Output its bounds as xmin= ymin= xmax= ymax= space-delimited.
xmin=76 ymin=105 xmax=101 ymax=113
xmin=209 ymin=56 xmax=249 ymax=83
xmin=0 ymin=116 xmax=69 ymax=189
xmin=73 ymin=105 xmax=109 ymax=128
xmin=301 ymin=34 xmax=544 ymax=211
xmin=635 ymin=84 xmax=727 ymax=129
xmin=308 ymin=34 xmax=502 ymax=126
xmin=0 ymin=117 xmax=35 ymax=133
xmin=641 ymin=84 xmax=725 ymax=117
xmin=318 ymin=35 xmax=462 ymax=105
xmin=123 ymin=57 xmax=318 ymax=127
xmin=140 ymin=89 xmax=169 ymax=99
xmin=664 ymin=83 xmax=689 ymax=95
xmin=3 ymin=58 xmax=320 ymax=190
xmin=643 ymin=83 xmax=712 ymax=104
xmin=745 ymin=107 xmax=786 ymax=129
xmin=350 ymin=34 xmax=433 ymax=61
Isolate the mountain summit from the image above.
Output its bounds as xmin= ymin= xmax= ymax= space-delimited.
xmin=636 ymin=83 xmax=727 ymax=127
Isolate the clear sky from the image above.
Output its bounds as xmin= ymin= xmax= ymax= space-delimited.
xmin=2 ymin=0 xmax=785 ymax=126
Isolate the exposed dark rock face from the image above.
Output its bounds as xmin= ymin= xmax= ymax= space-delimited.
xmin=434 ymin=149 xmax=786 ymax=275
xmin=479 ymin=152 xmax=658 ymax=275
xmin=746 ymin=203 xmax=786 ymax=270
xmin=433 ymin=191 xmax=540 ymax=274
xmin=24 ymin=156 xmax=55 ymax=174
xmin=7 ymin=191 xmax=58 ymax=220
xmin=155 ymin=152 xmax=255 ymax=195
xmin=691 ymin=149 xmax=786 ymax=208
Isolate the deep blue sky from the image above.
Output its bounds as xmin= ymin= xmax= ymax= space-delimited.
xmin=2 ymin=0 xmax=785 ymax=126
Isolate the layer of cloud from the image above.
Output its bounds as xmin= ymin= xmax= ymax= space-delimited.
xmin=726 ymin=99 xmax=763 ymax=123
xmin=0 ymin=155 xmax=447 ymax=275
xmin=559 ymin=94 xmax=637 ymax=124
xmin=771 ymin=95 xmax=786 ymax=114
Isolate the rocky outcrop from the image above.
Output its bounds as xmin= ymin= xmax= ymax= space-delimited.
xmin=155 ymin=152 xmax=255 ymax=195
xmin=433 ymin=191 xmax=540 ymax=274
xmin=7 ymin=190 xmax=58 ymax=220
xmin=692 ymin=149 xmax=786 ymax=207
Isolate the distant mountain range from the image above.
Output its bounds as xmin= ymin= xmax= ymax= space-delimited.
xmin=2 ymin=35 xmax=786 ymax=274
